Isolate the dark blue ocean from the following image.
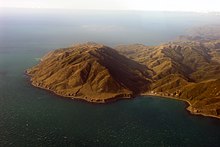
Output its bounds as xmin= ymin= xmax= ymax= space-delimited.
xmin=1 ymin=9 xmax=220 ymax=146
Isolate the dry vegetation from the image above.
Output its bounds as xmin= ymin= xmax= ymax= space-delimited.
xmin=116 ymin=39 xmax=220 ymax=117
xmin=27 ymin=30 xmax=220 ymax=118
xmin=27 ymin=42 xmax=152 ymax=103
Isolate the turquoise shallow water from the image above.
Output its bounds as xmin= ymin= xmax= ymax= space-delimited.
xmin=1 ymin=10 xmax=220 ymax=146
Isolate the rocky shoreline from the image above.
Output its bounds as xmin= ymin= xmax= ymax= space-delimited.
xmin=27 ymin=72 xmax=220 ymax=120
xmin=143 ymin=93 xmax=220 ymax=120
xmin=27 ymin=73 xmax=134 ymax=104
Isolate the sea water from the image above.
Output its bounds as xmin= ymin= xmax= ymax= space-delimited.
xmin=1 ymin=9 xmax=220 ymax=146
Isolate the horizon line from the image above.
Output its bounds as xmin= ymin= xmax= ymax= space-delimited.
xmin=1 ymin=7 xmax=220 ymax=13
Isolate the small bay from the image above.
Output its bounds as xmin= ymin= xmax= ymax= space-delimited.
xmin=1 ymin=10 xmax=220 ymax=146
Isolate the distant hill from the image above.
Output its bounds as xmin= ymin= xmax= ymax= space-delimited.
xmin=188 ymin=25 xmax=220 ymax=40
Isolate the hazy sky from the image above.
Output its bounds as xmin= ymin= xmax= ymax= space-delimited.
xmin=0 ymin=0 xmax=220 ymax=12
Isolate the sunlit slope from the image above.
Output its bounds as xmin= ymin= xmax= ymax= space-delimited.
xmin=27 ymin=42 xmax=152 ymax=102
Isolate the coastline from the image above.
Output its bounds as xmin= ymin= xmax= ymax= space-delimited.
xmin=26 ymin=73 xmax=133 ymax=104
xmin=26 ymin=73 xmax=220 ymax=120
xmin=142 ymin=93 xmax=220 ymax=120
